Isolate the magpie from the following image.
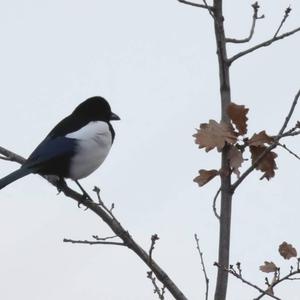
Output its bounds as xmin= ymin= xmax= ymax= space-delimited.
xmin=0 ymin=96 xmax=120 ymax=192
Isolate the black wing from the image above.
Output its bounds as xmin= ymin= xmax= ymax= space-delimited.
xmin=24 ymin=136 xmax=77 ymax=177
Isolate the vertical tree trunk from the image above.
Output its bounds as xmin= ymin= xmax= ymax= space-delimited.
xmin=213 ymin=1 xmax=233 ymax=300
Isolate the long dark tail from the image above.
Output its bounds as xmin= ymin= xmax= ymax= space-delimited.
xmin=0 ymin=168 xmax=32 ymax=190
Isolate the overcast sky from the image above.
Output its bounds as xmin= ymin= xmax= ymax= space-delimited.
xmin=0 ymin=1 xmax=299 ymax=299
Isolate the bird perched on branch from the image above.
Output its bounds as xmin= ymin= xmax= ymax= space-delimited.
xmin=0 ymin=96 xmax=120 ymax=193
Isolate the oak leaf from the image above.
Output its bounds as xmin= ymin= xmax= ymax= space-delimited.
xmin=227 ymin=103 xmax=249 ymax=135
xmin=248 ymin=131 xmax=274 ymax=146
xmin=279 ymin=242 xmax=297 ymax=260
xmin=228 ymin=146 xmax=244 ymax=177
xmin=193 ymin=169 xmax=219 ymax=187
xmin=259 ymin=261 xmax=278 ymax=273
xmin=250 ymin=146 xmax=277 ymax=180
xmin=193 ymin=120 xmax=237 ymax=152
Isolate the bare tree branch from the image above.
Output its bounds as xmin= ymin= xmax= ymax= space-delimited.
xmin=147 ymin=271 xmax=166 ymax=300
xmin=273 ymin=6 xmax=292 ymax=38
xmin=63 ymin=235 xmax=124 ymax=246
xmin=203 ymin=0 xmax=216 ymax=20
xmin=63 ymin=238 xmax=125 ymax=246
xmin=194 ymin=234 xmax=209 ymax=300
xmin=226 ymin=2 xmax=264 ymax=44
xmin=212 ymin=187 xmax=221 ymax=220
xmin=255 ymin=268 xmax=300 ymax=300
xmin=278 ymin=89 xmax=300 ymax=136
xmin=277 ymin=143 xmax=300 ymax=160
xmin=93 ymin=186 xmax=116 ymax=219
xmin=0 ymin=146 xmax=188 ymax=300
xmin=149 ymin=234 xmax=160 ymax=266
xmin=92 ymin=234 xmax=118 ymax=241
xmin=177 ymin=0 xmax=213 ymax=10
xmin=228 ymin=27 xmax=300 ymax=65
xmin=231 ymin=89 xmax=300 ymax=192
xmin=214 ymin=262 xmax=281 ymax=300
xmin=279 ymin=130 xmax=300 ymax=138
xmin=216 ymin=258 xmax=300 ymax=300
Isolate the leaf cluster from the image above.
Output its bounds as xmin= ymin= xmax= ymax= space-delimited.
xmin=193 ymin=103 xmax=278 ymax=187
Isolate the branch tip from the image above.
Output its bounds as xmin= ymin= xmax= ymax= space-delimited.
xmin=229 ymin=27 xmax=300 ymax=64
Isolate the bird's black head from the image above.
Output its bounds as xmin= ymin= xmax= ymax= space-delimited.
xmin=72 ymin=96 xmax=120 ymax=122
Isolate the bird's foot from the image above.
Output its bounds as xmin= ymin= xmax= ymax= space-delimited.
xmin=56 ymin=177 xmax=67 ymax=194
xmin=77 ymin=194 xmax=89 ymax=210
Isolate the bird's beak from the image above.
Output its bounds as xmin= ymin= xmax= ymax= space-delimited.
xmin=110 ymin=112 xmax=120 ymax=121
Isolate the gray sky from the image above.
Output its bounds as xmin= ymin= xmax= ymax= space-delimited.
xmin=0 ymin=1 xmax=299 ymax=299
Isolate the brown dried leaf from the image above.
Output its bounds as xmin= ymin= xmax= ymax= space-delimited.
xmin=228 ymin=146 xmax=244 ymax=177
xmin=279 ymin=242 xmax=297 ymax=260
xmin=259 ymin=261 xmax=278 ymax=273
xmin=248 ymin=131 xmax=274 ymax=146
xmin=227 ymin=103 xmax=249 ymax=135
xmin=250 ymin=146 xmax=277 ymax=180
xmin=193 ymin=120 xmax=237 ymax=152
xmin=193 ymin=169 xmax=219 ymax=187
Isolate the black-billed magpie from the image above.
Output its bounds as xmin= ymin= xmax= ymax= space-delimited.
xmin=0 ymin=96 xmax=120 ymax=191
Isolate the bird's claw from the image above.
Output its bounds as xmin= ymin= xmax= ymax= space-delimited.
xmin=56 ymin=178 xmax=67 ymax=195
xmin=77 ymin=194 xmax=89 ymax=210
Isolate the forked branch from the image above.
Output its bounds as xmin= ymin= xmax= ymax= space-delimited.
xmin=216 ymin=259 xmax=300 ymax=300
xmin=274 ymin=6 xmax=292 ymax=38
xmin=214 ymin=262 xmax=281 ymax=300
xmin=177 ymin=0 xmax=213 ymax=10
xmin=147 ymin=271 xmax=166 ymax=300
xmin=226 ymin=2 xmax=264 ymax=44
xmin=228 ymin=27 xmax=300 ymax=64
xmin=231 ymin=89 xmax=300 ymax=192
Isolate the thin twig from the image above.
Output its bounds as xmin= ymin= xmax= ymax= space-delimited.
xmin=255 ymin=269 xmax=300 ymax=300
xmin=226 ymin=2 xmax=264 ymax=44
xmin=92 ymin=235 xmax=118 ymax=241
xmin=149 ymin=234 xmax=160 ymax=266
xmin=194 ymin=234 xmax=209 ymax=300
xmin=231 ymin=89 xmax=300 ymax=192
xmin=214 ymin=262 xmax=281 ymax=300
xmin=228 ymin=27 xmax=300 ymax=65
xmin=213 ymin=188 xmax=221 ymax=220
xmin=63 ymin=238 xmax=125 ymax=246
xmin=277 ymin=143 xmax=300 ymax=160
xmin=147 ymin=271 xmax=166 ymax=300
xmin=276 ymin=125 xmax=297 ymax=138
xmin=202 ymin=0 xmax=215 ymax=20
xmin=280 ymin=130 xmax=300 ymax=138
xmin=93 ymin=186 xmax=116 ymax=219
xmin=0 ymin=146 xmax=188 ymax=300
xmin=274 ymin=6 xmax=292 ymax=38
xmin=277 ymin=89 xmax=300 ymax=136
xmin=177 ymin=0 xmax=213 ymax=10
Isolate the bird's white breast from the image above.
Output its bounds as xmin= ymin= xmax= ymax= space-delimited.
xmin=66 ymin=121 xmax=112 ymax=180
